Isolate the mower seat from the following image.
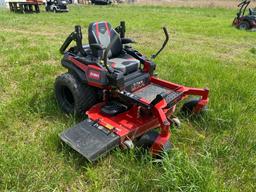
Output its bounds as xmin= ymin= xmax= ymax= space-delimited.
xmin=88 ymin=21 xmax=139 ymax=75
xmin=108 ymin=53 xmax=139 ymax=75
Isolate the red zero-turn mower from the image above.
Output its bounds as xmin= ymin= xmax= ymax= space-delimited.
xmin=233 ymin=0 xmax=256 ymax=30
xmin=56 ymin=21 xmax=209 ymax=162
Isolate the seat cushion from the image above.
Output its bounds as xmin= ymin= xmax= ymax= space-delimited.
xmin=108 ymin=53 xmax=140 ymax=75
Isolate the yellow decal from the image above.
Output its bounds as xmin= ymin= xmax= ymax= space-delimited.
xmin=105 ymin=124 xmax=114 ymax=130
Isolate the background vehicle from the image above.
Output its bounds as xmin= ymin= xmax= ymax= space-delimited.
xmin=8 ymin=0 xmax=43 ymax=13
xmin=45 ymin=0 xmax=68 ymax=12
xmin=91 ymin=0 xmax=112 ymax=5
xmin=233 ymin=0 xmax=256 ymax=30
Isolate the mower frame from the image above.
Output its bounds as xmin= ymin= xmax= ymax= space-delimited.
xmin=58 ymin=21 xmax=209 ymax=161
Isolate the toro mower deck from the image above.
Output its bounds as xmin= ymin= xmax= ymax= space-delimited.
xmin=56 ymin=21 xmax=209 ymax=162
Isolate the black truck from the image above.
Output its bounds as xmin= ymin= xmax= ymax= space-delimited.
xmin=91 ymin=0 xmax=112 ymax=5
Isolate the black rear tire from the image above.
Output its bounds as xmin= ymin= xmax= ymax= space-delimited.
xmin=55 ymin=72 xmax=98 ymax=117
xmin=238 ymin=21 xmax=250 ymax=30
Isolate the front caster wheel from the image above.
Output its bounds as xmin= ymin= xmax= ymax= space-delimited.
xmin=170 ymin=117 xmax=181 ymax=128
xmin=180 ymin=99 xmax=208 ymax=116
xmin=135 ymin=130 xmax=172 ymax=158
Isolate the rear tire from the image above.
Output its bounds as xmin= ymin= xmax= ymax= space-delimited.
xmin=55 ymin=72 xmax=98 ymax=117
xmin=238 ymin=21 xmax=250 ymax=30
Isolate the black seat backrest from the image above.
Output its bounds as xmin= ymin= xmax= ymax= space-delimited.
xmin=88 ymin=21 xmax=122 ymax=58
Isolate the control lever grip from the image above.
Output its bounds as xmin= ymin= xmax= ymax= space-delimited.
xmin=59 ymin=32 xmax=75 ymax=54
xmin=151 ymin=27 xmax=169 ymax=59
xmin=150 ymin=91 xmax=183 ymax=108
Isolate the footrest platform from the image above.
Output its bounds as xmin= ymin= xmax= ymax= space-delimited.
xmin=60 ymin=118 xmax=120 ymax=162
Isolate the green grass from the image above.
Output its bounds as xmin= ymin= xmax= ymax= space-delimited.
xmin=0 ymin=4 xmax=256 ymax=192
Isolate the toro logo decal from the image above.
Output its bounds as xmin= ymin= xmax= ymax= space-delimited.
xmin=131 ymin=80 xmax=145 ymax=92
xmin=88 ymin=70 xmax=100 ymax=80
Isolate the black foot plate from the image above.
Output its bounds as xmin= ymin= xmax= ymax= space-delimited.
xmin=60 ymin=119 xmax=120 ymax=162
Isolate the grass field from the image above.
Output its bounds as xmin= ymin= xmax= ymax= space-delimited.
xmin=0 ymin=4 xmax=256 ymax=192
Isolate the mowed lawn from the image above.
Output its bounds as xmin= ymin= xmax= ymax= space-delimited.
xmin=0 ymin=4 xmax=256 ymax=192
